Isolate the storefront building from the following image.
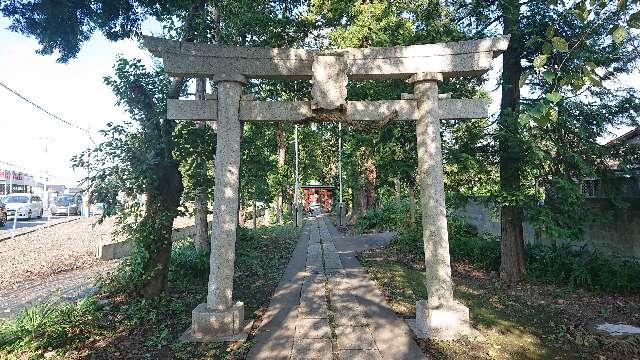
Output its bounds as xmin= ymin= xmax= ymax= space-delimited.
xmin=0 ymin=170 xmax=35 ymax=195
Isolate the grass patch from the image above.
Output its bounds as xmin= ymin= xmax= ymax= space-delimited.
xmin=0 ymin=223 xmax=300 ymax=359
xmin=359 ymin=247 xmax=640 ymax=359
xmin=0 ymin=297 xmax=104 ymax=356
xmin=361 ymin=254 xmax=556 ymax=359
xmin=390 ymin=217 xmax=640 ymax=293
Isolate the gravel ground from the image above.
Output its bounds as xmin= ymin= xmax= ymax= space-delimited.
xmin=0 ymin=216 xmax=198 ymax=292
xmin=0 ymin=217 xmax=116 ymax=292
xmin=0 ymin=216 xmax=202 ymax=320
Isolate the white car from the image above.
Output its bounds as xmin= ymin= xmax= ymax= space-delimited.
xmin=2 ymin=193 xmax=44 ymax=220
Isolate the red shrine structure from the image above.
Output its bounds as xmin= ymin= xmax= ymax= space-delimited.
xmin=301 ymin=185 xmax=334 ymax=212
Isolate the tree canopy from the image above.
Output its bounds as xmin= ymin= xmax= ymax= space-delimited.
xmin=4 ymin=0 xmax=639 ymax=293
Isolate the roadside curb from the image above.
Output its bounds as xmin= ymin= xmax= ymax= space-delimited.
xmin=97 ymin=223 xmax=211 ymax=260
xmin=0 ymin=217 xmax=81 ymax=242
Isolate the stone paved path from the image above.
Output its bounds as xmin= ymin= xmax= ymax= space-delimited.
xmin=247 ymin=214 xmax=424 ymax=360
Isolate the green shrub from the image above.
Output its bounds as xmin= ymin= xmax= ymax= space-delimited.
xmin=355 ymin=202 xmax=410 ymax=233
xmin=526 ymin=244 xmax=640 ymax=293
xmin=169 ymin=237 xmax=209 ymax=284
xmin=448 ymin=218 xmax=501 ymax=271
xmin=0 ymin=297 xmax=103 ymax=353
xmin=390 ymin=217 xmax=640 ymax=293
xmin=390 ymin=217 xmax=500 ymax=271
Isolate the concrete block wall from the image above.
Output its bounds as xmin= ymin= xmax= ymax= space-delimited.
xmin=97 ymin=223 xmax=210 ymax=260
xmin=453 ymin=198 xmax=537 ymax=244
xmin=454 ymin=197 xmax=640 ymax=260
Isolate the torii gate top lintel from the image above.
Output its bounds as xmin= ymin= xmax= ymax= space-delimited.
xmin=143 ymin=35 xmax=509 ymax=81
xmin=144 ymin=35 xmax=509 ymax=124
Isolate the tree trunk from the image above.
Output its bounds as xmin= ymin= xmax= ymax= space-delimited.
xmin=350 ymin=187 xmax=361 ymax=224
xmin=499 ymin=0 xmax=525 ymax=285
xmin=239 ymin=202 xmax=245 ymax=226
xmin=276 ymin=124 xmax=286 ymax=223
xmin=140 ymin=161 xmax=183 ymax=297
xmin=362 ymin=148 xmax=377 ymax=212
xmin=252 ymin=199 xmax=257 ymax=229
xmin=135 ymin=0 xmax=202 ymax=297
xmin=194 ymin=77 xmax=209 ymax=252
xmin=408 ymin=182 xmax=416 ymax=226
xmin=394 ymin=178 xmax=402 ymax=207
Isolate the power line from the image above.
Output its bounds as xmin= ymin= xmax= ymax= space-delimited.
xmin=0 ymin=80 xmax=95 ymax=143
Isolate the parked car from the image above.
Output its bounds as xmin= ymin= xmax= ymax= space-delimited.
xmin=91 ymin=202 xmax=105 ymax=216
xmin=3 ymin=193 xmax=44 ymax=220
xmin=50 ymin=194 xmax=81 ymax=216
xmin=0 ymin=201 xmax=6 ymax=227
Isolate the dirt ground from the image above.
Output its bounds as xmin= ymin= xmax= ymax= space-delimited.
xmin=360 ymin=247 xmax=640 ymax=360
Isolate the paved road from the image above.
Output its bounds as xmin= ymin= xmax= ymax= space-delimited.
xmin=0 ymin=214 xmax=79 ymax=235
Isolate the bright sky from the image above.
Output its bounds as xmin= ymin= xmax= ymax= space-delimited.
xmin=0 ymin=15 xmax=635 ymax=187
xmin=0 ymin=16 xmax=157 ymax=187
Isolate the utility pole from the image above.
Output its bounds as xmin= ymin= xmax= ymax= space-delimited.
xmin=338 ymin=122 xmax=344 ymax=226
xmin=84 ymin=126 xmax=91 ymax=217
xmin=34 ymin=136 xmax=53 ymax=211
xmin=294 ymin=125 xmax=300 ymax=227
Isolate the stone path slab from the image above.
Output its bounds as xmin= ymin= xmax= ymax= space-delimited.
xmin=247 ymin=215 xmax=424 ymax=360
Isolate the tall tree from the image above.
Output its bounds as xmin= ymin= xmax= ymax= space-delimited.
xmin=450 ymin=0 xmax=640 ymax=284
xmin=497 ymin=0 xmax=526 ymax=283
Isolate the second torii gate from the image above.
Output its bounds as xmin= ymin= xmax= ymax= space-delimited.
xmin=144 ymin=35 xmax=509 ymax=342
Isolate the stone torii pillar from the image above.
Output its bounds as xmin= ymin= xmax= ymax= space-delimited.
xmin=190 ymin=74 xmax=247 ymax=341
xmin=410 ymin=72 xmax=471 ymax=339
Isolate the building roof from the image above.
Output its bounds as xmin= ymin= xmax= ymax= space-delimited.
xmin=605 ymin=127 xmax=640 ymax=147
xmin=300 ymin=185 xmax=334 ymax=189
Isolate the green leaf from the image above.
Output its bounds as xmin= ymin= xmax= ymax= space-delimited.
xmin=575 ymin=0 xmax=589 ymax=21
xmin=530 ymin=102 xmax=549 ymax=118
xmin=629 ymin=11 xmax=640 ymax=29
xmin=546 ymin=92 xmax=562 ymax=103
xmin=542 ymin=42 xmax=553 ymax=55
xmin=519 ymin=71 xmax=530 ymax=88
xmin=525 ymin=35 xmax=540 ymax=46
xmin=545 ymin=25 xmax=555 ymax=39
xmin=543 ymin=70 xmax=556 ymax=82
xmin=552 ymin=37 xmax=569 ymax=52
xmin=612 ymin=25 xmax=626 ymax=44
xmin=585 ymin=62 xmax=597 ymax=70
xmin=534 ymin=115 xmax=550 ymax=127
xmin=588 ymin=75 xmax=603 ymax=87
xmin=533 ymin=55 xmax=548 ymax=69
xmin=617 ymin=0 xmax=626 ymax=10
xmin=518 ymin=113 xmax=531 ymax=126
xmin=548 ymin=107 xmax=558 ymax=122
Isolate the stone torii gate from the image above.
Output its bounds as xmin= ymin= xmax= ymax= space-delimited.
xmin=144 ymin=35 xmax=509 ymax=341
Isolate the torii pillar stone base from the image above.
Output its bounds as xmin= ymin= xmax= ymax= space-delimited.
xmin=336 ymin=202 xmax=346 ymax=227
xmin=408 ymin=72 xmax=474 ymax=340
xmin=183 ymin=75 xmax=250 ymax=342
xmin=185 ymin=302 xmax=248 ymax=342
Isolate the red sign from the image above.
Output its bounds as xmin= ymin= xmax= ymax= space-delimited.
xmin=0 ymin=170 xmax=23 ymax=181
